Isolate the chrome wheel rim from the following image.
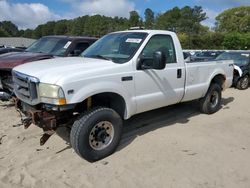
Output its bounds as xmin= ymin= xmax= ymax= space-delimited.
xmin=241 ymin=77 xmax=249 ymax=89
xmin=210 ymin=91 xmax=219 ymax=108
xmin=89 ymin=121 xmax=114 ymax=150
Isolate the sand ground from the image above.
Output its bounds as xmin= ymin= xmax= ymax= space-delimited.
xmin=0 ymin=88 xmax=250 ymax=188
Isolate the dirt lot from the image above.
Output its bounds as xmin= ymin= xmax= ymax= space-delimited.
xmin=0 ymin=88 xmax=250 ymax=188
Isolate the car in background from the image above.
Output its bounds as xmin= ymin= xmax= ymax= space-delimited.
xmin=216 ymin=51 xmax=250 ymax=90
xmin=0 ymin=36 xmax=97 ymax=100
xmin=0 ymin=47 xmax=24 ymax=55
xmin=191 ymin=51 xmax=224 ymax=62
xmin=183 ymin=52 xmax=191 ymax=62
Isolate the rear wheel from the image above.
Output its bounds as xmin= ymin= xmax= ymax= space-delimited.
xmin=70 ymin=107 xmax=123 ymax=162
xmin=236 ymin=75 xmax=249 ymax=90
xmin=199 ymin=83 xmax=222 ymax=114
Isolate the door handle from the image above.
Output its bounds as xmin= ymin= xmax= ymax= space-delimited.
xmin=177 ymin=69 xmax=182 ymax=78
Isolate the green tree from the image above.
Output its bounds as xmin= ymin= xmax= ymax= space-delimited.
xmin=71 ymin=16 xmax=87 ymax=35
xmin=155 ymin=6 xmax=207 ymax=34
xmin=54 ymin=20 xmax=68 ymax=35
xmin=42 ymin=21 xmax=56 ymax=36
xmin=144 ymin=8 xmax=155 ymax=29
xmin=156 ymin=7 xmax=181 ymax=31
xmin=129 ymin=11 xmax=140 ymax=27
xmin=22 ymin=29 xmax=34 ymax=38
xmin=1 ymin=21 xmax=19 ymax=36
xmin=222 ymin=32 xmax=244 ymax=49
xmin=216 ymin=6 xmax=250 ymax=33
xmin=33 ymin=25 xmax=43 ymax=38
xmin=0 ymin=28 xmax=9 ymax=37
xmin=177 ymin=33 xmax=189 ymax=49
xmin=242 ymin=33 xmax=250 ymax=49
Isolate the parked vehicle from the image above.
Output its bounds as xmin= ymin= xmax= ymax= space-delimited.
xmin=183 ymin=52 xmax=191 ymax=62
xmin=0 ymin=47 xmax=24 ymax=55
xmin=13 ymin=30 xmax=233 ymax=161
xmin=191 ymin=51 xmax=224 ymax=62
xmin=0 ymin=36 xmax=97 ymax=100
xmin=216 ymin=51 xmax=250 ymax=90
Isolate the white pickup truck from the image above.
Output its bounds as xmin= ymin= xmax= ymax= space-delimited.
xmin=13 ymin=30 xmax=234 ymax=161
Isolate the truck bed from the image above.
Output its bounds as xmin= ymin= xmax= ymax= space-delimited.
xmin=182 ymin=60 xmax=234 ymax=102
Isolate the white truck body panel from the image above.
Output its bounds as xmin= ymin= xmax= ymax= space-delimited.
xmin=183 ymin=60 xmax=233 ymax=102
xmin=13 ymin=30 xmax=233 ymax=119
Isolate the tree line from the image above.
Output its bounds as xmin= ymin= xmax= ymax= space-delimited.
xmin=0 ymin=6 xmax=249 ymax=50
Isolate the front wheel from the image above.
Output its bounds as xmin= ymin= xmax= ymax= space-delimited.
xmin=236 ymin=75 xmax=249 ymax=90
xmin=70 ymin=107 xmax=123 ymax=162
xmin=199 ymin=83 xmax=222 ymax=114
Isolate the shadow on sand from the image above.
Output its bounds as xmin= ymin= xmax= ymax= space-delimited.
xmin=55 ymin=97 xmax=234 ymax=154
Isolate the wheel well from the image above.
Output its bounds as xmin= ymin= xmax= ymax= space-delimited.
xmin=211 ymin=74 xmax=226 ymax=89
xmin=234 ymin=69 xmax=240 ymax=77
xmin=77 ymin=92 xmax=126 ymax=119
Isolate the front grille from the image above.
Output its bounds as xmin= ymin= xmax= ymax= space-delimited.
xmin=12 ymin=71 xmax=40 ymax=105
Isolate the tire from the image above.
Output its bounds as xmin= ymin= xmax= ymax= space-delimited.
xmin=70 ymin=107 xmax=123 ymax=162
xmin=199 ymin=83 xmax=222 ymax=114
xmin=236 ymin=75 xmax=249 ymax=90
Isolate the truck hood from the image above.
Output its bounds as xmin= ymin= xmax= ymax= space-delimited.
xmin=13 ymin=57 xmax=116 ymax=84
xmin=0 ymin=52 xmax=53 ymax=70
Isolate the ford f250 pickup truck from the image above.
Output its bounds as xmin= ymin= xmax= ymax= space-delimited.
xmin=12 ymin=30 xmax=234 ymax=161
xmin=0 ymin=36 xmax=97 ymax=100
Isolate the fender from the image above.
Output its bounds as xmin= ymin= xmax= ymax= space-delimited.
xmin=234 ymin=65 xmax=243 ymax=77
xmin=202 ymin=68 xmax=226 ymax=97
xmin=65 ymin=81 xmax=136 ymax=119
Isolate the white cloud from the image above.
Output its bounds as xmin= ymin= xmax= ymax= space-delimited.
xmin=0 ymin=0 xmax=136 ymax=29
xmin=0 ymin=0 xmax=61 ymax=29
xmin=69 ymin=0 xmax=136 ymax=18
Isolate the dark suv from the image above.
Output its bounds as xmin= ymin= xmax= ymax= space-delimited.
xmin=0 ymin=36 xmax=97 ymax=100
xmin=216 ymin=51 xmax=250 ymax=90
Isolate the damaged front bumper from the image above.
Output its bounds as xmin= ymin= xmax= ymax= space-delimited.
xmin=15 ymin=98 xmax=76 ymax=145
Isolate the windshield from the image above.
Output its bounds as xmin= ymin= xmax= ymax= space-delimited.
xmin=216 ymin=52 xmax=250 ymax=66
xmin=26 ymin=37 xmax=71 ymax=56
xmin=82 ymin=32 xmax=148 ymax=63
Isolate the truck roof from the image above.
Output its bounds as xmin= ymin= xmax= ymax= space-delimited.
xmin=41 ymin=35 xmax=98 ymax=41
xmin=112 ymin=30 xmax=176 ymax=35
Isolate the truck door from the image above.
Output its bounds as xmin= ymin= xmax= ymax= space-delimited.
xmin=134 ymin=34 xmax=185 ymax=113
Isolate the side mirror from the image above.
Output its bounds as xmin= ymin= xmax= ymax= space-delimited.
xmin=152 ymin=51 xmax=166 ymax=70
xmin=138 ymin=51 xmax=166 ymax=70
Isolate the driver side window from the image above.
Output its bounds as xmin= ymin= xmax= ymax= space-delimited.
xmin=142 ymin=35 xmax=176 ymax=64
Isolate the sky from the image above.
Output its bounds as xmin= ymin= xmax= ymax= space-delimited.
xmin=0 ymin=0 xmax=249 ymax=29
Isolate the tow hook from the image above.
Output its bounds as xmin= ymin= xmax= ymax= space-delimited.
xmin=23 ymin=117 xmax=32 ymax=129
xmin=40 ymin=130 xmax=55 ymax=146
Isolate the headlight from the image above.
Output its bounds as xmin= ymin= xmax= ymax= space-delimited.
xmin=39 ymin=83 xmax=66 ymax=105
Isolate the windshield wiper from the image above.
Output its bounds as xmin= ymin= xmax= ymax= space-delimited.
xmin=89 ymin=54 xmax=113 ymax=61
